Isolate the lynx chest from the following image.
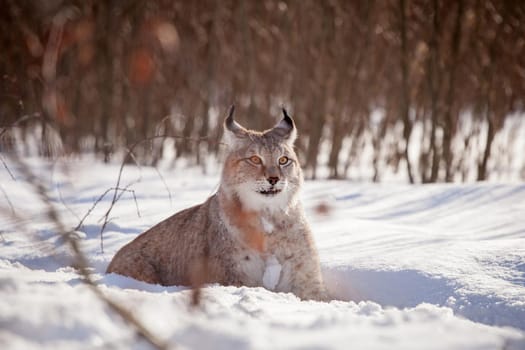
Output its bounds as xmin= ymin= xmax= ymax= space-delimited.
xmin=232 ymin=216 xmax=296 ymax=292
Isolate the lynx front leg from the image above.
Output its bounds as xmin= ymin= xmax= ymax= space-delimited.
xmin=206 ymin=253 xmax=256 ymax=287
xmin=288 ymin=257 xmax=329 ymax=301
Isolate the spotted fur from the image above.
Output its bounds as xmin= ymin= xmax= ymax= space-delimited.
xmin=106 ymin=106 xmax=328 ymax=301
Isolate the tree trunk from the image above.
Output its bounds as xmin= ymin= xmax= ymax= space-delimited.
xmin=96 ymin=0 xmax=114 ymax=163
xmin=442 ymin=0 xmax=464 ymax=182
xmin=399 ymin=0 xmax=414 ymax=183
xmin=477 ymin=111 xmax=494 ymax=181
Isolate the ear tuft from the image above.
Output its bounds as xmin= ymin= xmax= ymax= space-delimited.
xmin=281 ymin=108 xmax=294 ymax=129
xmin=224 ymin=104 xmax=236 ymax=131
xmin=270 ymin=108 xmax=297 ymax=145
xmin=223 ymin=104 xmax=247 ymax=146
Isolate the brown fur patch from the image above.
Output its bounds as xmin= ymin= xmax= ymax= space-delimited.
xmin=223 ymin=196 xmax=266 ymax=253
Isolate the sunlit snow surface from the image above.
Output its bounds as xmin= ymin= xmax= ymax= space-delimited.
xmin=1 ymin=157 xmax=524 ymax=349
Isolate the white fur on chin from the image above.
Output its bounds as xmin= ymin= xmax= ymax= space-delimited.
xmin=235 ymin=182 xmax=296 ymax=213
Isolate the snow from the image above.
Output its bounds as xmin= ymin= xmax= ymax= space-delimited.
xmin=262 ymin=255 xmax=282 ymax=290
xmin=1 ymin=157 xmax=525 ymax=349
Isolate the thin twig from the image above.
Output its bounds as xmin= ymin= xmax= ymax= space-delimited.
xmin=117 ymin=187 xmax=141 ymax=218
xmin=128 ymin=136 xmax=173 ymax=205
xmin=49 ymin=156 xmax=83 ymax=225
xmin=98 ymin=183 xmax=141 ymax=241
xmin=0 ymin=154 xmax=16 ymax=180
xmin=0 ymin=185 xmax=16 ymax=215
xmin=74 ymin=187 xmax=140 ymax=232
xmin=97 ymin=135 xmax=207 ymax=252
xmin=97 ymin=142 xmax=144 ymax=253
xmin=97 ymin=134 xmax=223 ymax=253
xmin=56 ymin=179 xmax=81 ymax=223
xmin=153 ymin=167 xmax=173 ymax=206
xmin=98 ymin=182 xmax=141 ymax=253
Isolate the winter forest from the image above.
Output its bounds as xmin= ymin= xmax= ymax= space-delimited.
xmin=2 ymin=1 xmax=525 ymax=350
xmin=2 ymin=0 xmax=525 ymax=181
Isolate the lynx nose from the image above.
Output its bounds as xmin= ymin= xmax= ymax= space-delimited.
xmin=267 ymin=177 xmax=279 ymax=186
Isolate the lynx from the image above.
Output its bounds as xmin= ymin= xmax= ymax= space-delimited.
xmin=107 ymin=106 xmax=328 ymax=301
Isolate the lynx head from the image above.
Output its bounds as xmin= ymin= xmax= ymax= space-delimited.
xmin=221 ymin=105 xmax=302 ymax=212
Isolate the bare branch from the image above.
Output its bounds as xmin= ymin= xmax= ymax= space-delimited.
xmin=153 ymin=166 xmax=173 ymax=206
xmin=0 ymin=154 xmax=16 ymax=180
xmin=0 ymin=185 xmax=16 ymax=216
xmin=97 ymin=135 xmax=216 ymax=253
xmin=74 ymin=187 xmax=141 ymax=232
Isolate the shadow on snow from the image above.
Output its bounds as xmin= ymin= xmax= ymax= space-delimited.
xmin=323 ymin=266 xmax=525 ymax=331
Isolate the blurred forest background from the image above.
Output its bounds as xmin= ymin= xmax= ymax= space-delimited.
xmin=1 ymin=0 xmax=525 ymax=182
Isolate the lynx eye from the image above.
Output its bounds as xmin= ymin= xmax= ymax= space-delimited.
xmin=278 ymin=156 xmax=289 ymax=165
xmin=248 ymin=155 xmax=262 ymax=165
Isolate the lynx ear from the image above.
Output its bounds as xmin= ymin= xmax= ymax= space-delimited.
xmin=269 ymin=108 xmax=297 ymax=145
xmin=223 ymin=104 xmax=248 ymax=146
